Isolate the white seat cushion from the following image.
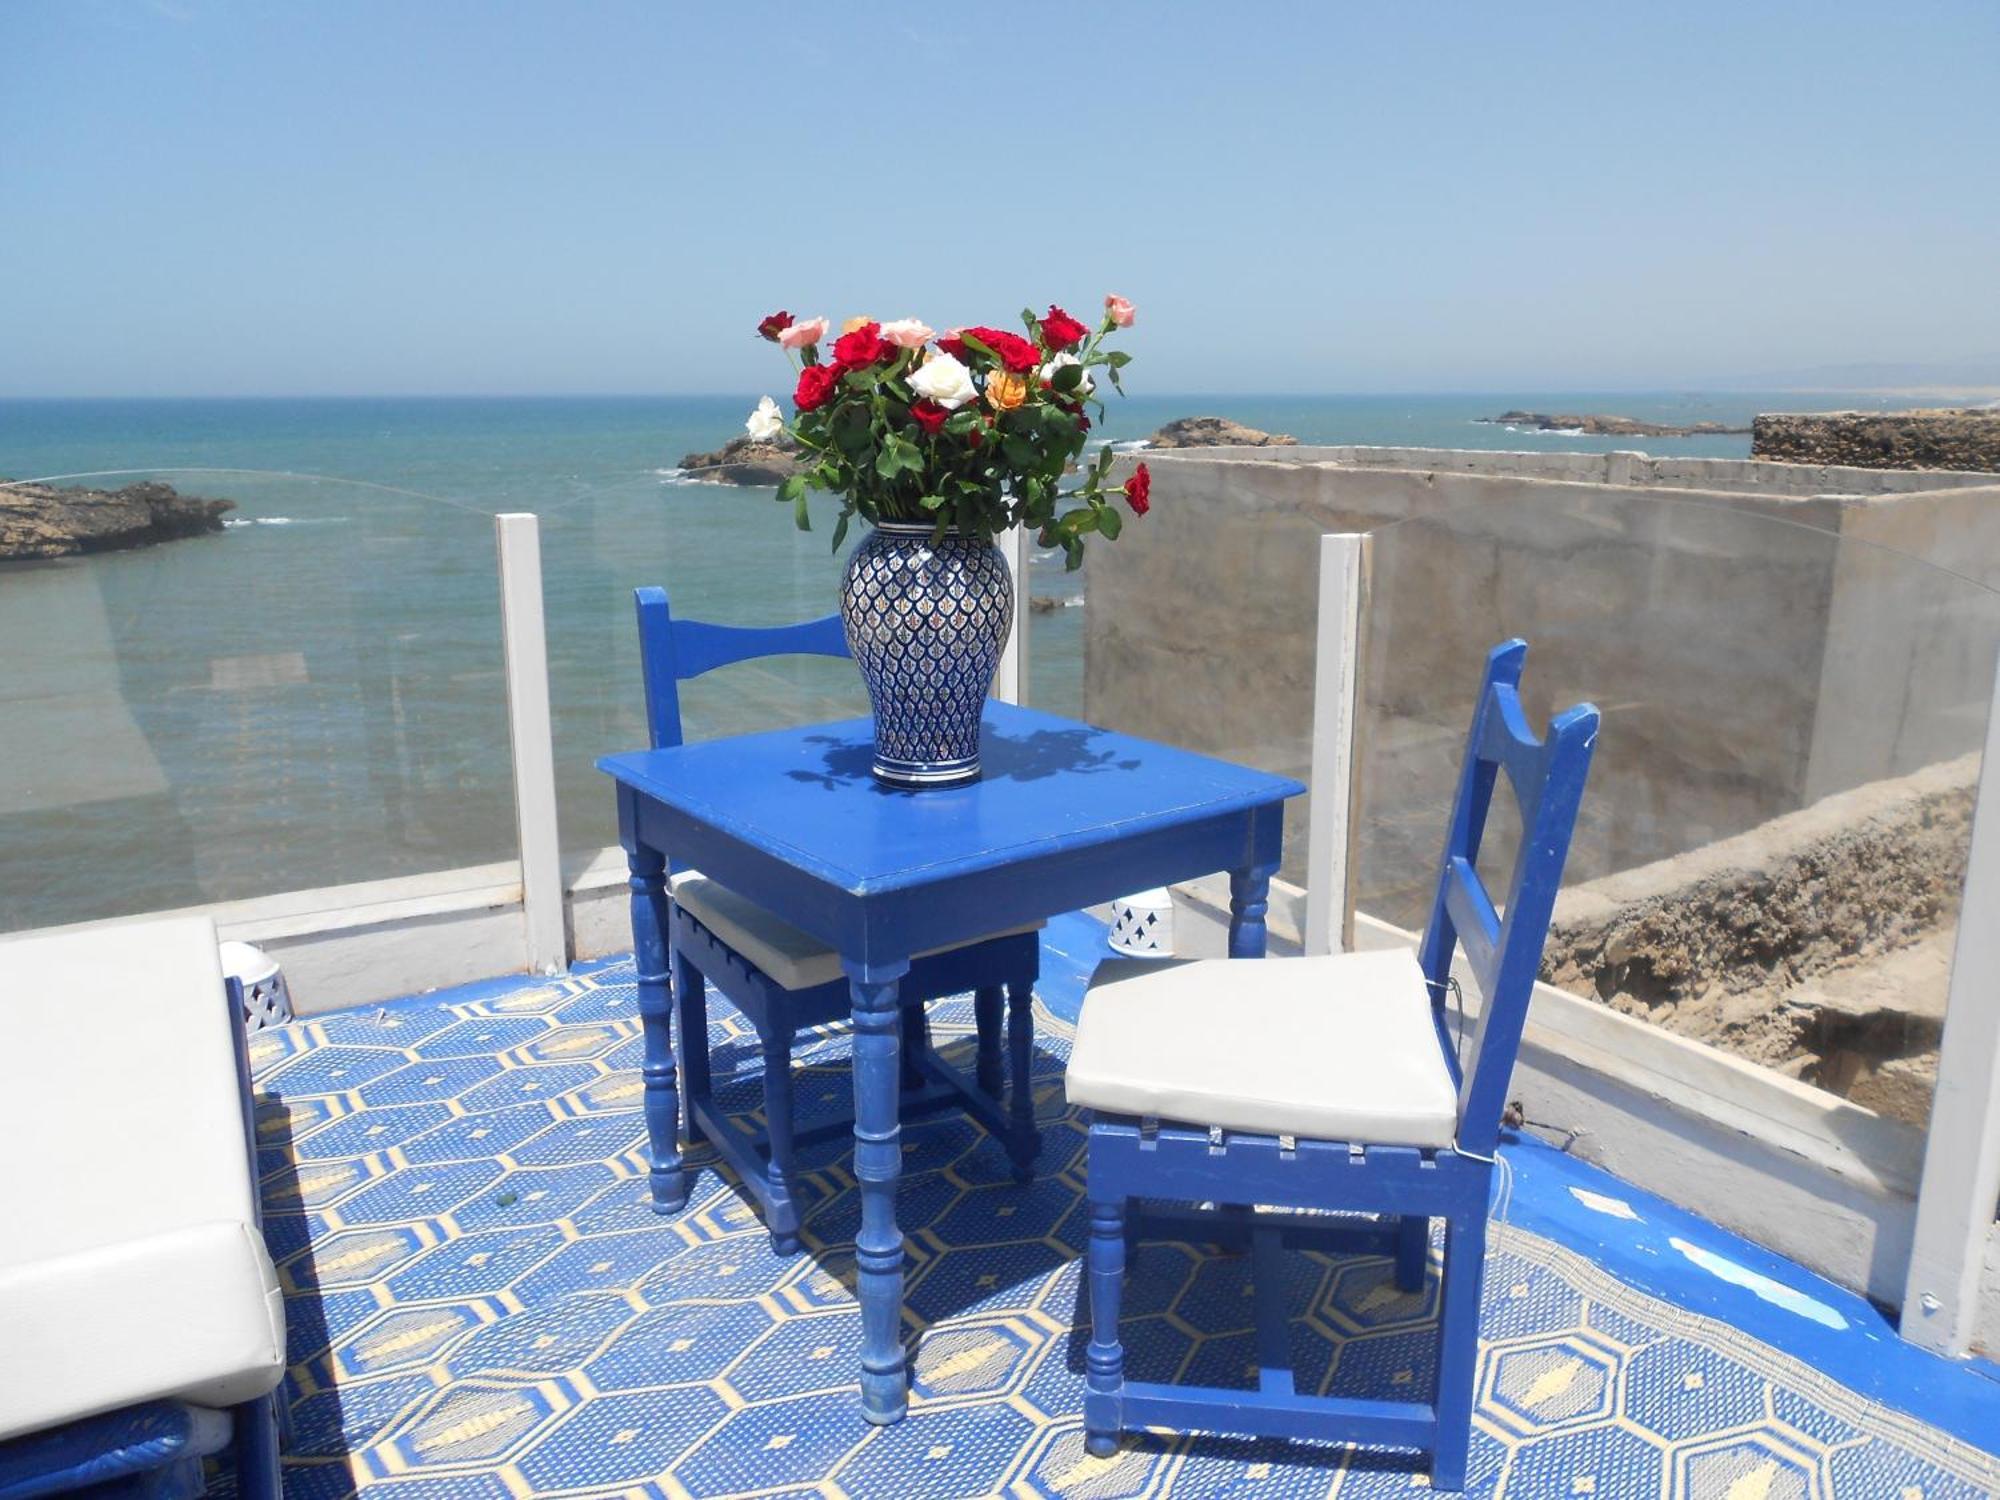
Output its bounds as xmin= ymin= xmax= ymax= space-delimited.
xmin=0 ymin=917 xmax=286 ymax=1440
xmin=0 ymin=1220 xmax=287 ymax=1441
xmin=671 ymin=871 xmax=1041 ymax=991
xmin=1065 ymin=948 xmax=1461 ymax=1147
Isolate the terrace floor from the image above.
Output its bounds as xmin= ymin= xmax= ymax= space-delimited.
xmin=245 ymin=915 xmax=2000 ymax=1499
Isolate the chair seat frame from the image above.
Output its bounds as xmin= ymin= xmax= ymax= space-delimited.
xmin=662 ymin=900 xmax=1040 ymax=1252
xmin=1078 ymin=640 xmax=1597 ymax=1492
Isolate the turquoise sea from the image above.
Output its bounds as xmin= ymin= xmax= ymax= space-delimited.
xmin=0 ymin=392 xmax=1850 ymax=929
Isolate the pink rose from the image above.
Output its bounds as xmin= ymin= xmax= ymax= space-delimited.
xmin=878 ymin=318 xmax=935 ymax=349
xmin=1104 ymin=294 xmax=1136 ymax=328
xmin=778 ymin=316 xmax=829 ymax=350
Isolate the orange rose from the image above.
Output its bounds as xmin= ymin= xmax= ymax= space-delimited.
xmin=986 ymin=370 xmax=1029 ymax=412
xmin=841 ymin=315 xmax=874 ymax=335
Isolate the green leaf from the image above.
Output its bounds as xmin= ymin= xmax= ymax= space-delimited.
xmin=1052 ymin=363 xmax=1083 ymax=393
xmin=1098 ymin=505 xmax=1123 ymax=540
xmin=792 ymin=491 xmax=811 ymax=531
xmin=830 ymin=511 xmax=850 ymax=553
xmin=1106 ymin=351 xmax=1133 ymax=368
xmin=777 ymin=474 xmax=807 ymax=506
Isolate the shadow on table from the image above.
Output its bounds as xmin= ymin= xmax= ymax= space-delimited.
xmin=785 ymin=725 xmax=1140 ymax=791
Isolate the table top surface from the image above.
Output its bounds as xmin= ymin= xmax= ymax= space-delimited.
xmin=599 ymin=702 xmax=1303 ymax=896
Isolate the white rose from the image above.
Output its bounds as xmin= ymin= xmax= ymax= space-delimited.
xmin=907 ymin=352 xmax=976 ymax=411
xmin=1041 ymin=351 xmax=1093 ymax=397
xmin=745 ymin=395 xmax=785 ymax=442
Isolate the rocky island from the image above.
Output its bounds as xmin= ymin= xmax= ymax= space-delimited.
xmin=1 ymin=479 xmax=236 ymax=562
xmin=1480 ymin=410 xmax=1750 ymax=438
xmin=675 ymin=434 xmax=808 ymax=486
xmin=1146 ymin=416 xmax=1298 ymax=449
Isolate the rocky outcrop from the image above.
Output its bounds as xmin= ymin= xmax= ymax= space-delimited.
xmin=1482 ymin=411 xmax=1750 ymax=437
xmin=1543 ymin=755 xmax=1975 ymax=1124
xmin=676 ymin=434 xmax=808 ymax=486
xmin=0 ymin=479 xmax=235 ymax=562
xmin=1751 ymin=409 xmax=2000 ymax=472
xmin=1146 ymin=416 xmax=1298 ymax=449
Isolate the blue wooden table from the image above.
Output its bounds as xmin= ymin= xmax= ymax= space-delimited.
xmin=599 ymin=701 xmax=1303 ymax=1424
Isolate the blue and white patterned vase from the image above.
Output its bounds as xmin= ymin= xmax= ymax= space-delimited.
xmin=840 ymin=520 xmax=1014 ymax=788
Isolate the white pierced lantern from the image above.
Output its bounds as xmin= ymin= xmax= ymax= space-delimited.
xmin=219 ymin=940 xmax=295 ymax=1031
xmin=1107 ymin=888 xmax=1176 ymax=958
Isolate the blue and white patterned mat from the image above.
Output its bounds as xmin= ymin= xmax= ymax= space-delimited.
xmin=246 ymin=938 xmax=2000 ymax=1498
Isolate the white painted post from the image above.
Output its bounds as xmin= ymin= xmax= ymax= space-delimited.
xmin=994 ymin=523 xmax=1032 ymax=705
xmin=1303 ymin=532 xmax=1372 ymax=958
xmin=1901 ymin=646 xmax=2000 ymax=1355
xmin=494 ymin=513 xmax=569 ymax=977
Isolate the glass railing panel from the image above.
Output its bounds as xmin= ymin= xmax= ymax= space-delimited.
xmin=1360 ymin=492 xmax=2000 ymax=1130
xmin=539 ymin=474 xmax=869 ymax=862
xmin=0 ymin=469 xmax=514 ymax=932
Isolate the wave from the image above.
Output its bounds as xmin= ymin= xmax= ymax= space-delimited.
xmin=223 ymin=516 xmax=352 ymax=528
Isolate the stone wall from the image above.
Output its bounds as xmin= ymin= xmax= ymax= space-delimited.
xmin=1084 ymin=449 xmax=2000 ymax=921
xmin=1753 ymin=410 xmax=2000 ymax=472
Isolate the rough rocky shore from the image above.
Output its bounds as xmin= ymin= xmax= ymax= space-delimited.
xmin=675 ymin=434 xmax=808 ymax=486
xmin=1146 ymin=416 xmax=1298 ymax=449
xmin=1543 ymin=755 xmax=1974 ymax=1125
xmin=1751 ymin=409 xmax=2000 ymax=471
xmin=1481 ymin=410 xmax=1750 ymax=437
xmin=0 ymin=479 xmax=236 ymax=561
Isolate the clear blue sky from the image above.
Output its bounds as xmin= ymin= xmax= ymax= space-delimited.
xmin=3 ymin=1 xmax=1996 ymax=397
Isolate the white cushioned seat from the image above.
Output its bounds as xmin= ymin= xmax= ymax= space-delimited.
xmin=671 ymin=871 xmax=1041 ymax=991
xmin=0 ymin=917 xmax=286 ymax=1442
xmin=1064 ymin=948 xmax=1461 ymax=1147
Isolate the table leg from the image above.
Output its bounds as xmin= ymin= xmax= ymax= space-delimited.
xmin=1228 ymin=863 xmax=1277 ymax=959
xmin=972 ymin=986 xmax=1004 ymax=1096
xmin=846 ymin=954 xmax=913 ymax=1423
xmin=629 ymin=842 xmax=686 ymax=1212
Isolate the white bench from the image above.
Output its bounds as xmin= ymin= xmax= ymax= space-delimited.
xmin=0 ymin=916 xmax=285 ymax=1497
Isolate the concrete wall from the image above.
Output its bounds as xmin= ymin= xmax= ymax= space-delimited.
xmin=1084 ymin=450 xmax=2000 ymax=923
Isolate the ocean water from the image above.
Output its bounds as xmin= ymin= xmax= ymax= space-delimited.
xmin=0 ymin=391 xmax=1834 ymax=928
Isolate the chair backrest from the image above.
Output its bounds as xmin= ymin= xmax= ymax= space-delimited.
xmin=635 ymin=585 xmax=851 ymax=750
xmin=1416 ymin=639 xmax=1599 ymax=1156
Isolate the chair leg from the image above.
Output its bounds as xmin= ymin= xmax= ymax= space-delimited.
xmin=1084 ymin=1195 xmax=1127 ymax=1457
xmin=674 ymin=946 xmax=711 ymax=1144
xmin=1395 ymin=1213 xmax=1430 ymax=1292
xmin=1006 ymin=981 xmax=1038 ymax=1182
xmin=972 ymin=985 xmax=1004 ymax=1096
xmin=232 ymin=1389 xmax=283 ymax=1500
xmin=630 ymin=847 xmax=686 ymax=1213
xmin=1431 ymin=1201 xmax=1490 ymax=1494
xmin=760 ymin=1023 xmax=803 ymax=1255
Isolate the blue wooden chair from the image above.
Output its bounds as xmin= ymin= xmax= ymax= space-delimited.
xmin=632 ymin=586 xmax=1043 ymax=1254
xmin=1064 ymin=639 xmax=1597 ymax=1491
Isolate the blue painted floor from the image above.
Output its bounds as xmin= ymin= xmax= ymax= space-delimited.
xmin=241 ymin=913 xmax=2000 ymax=1497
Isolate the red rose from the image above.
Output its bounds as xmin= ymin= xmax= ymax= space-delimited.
xmin=794 ymin=363 xmax=841 ymax=413
xmin=757 ymin=310 xmax=793 ymax=342
xmin=969 ymin=325 xmax=1041 ymax=372
xmin=832 ymin=321 xmax=891 ymax=370
xmin=1123 ymin=462 xmax=1151 ymax=516
xmin=1040 ymin=304 xmax=1089 ymax=351
xmin=908 ymin=398 xmax=950 ymax=436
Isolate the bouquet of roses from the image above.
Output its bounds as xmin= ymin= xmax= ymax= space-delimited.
xmin=744 ymin=296 xmax=1149 ymax=569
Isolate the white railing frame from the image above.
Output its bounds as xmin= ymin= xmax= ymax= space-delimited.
xmin=1303 ymin=533 xmax=1372 ymax=957
xmin=994 ymin=523 xmax=1032 ymax=705
xmin=494 ymin=513 xmax=569 ymax=976
xmin=1901 ymin=644 xmax=2000 ymax=1355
